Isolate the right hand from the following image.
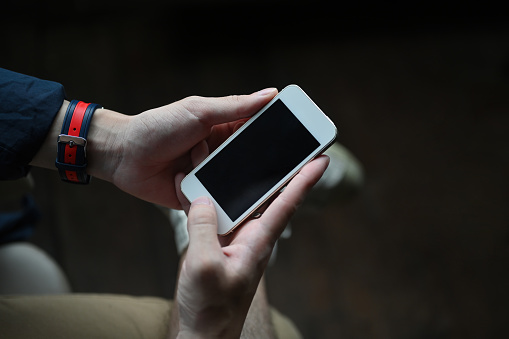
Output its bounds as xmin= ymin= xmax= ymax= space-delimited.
xmin=172 ymin=156 xmax=330 ymax=338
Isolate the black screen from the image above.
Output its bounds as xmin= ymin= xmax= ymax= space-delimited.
xmin=196 ymin=99 xmax=320 ymax=221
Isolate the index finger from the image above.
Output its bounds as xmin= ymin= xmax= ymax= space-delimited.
xmin=258 ymin=156 xmax=330 ymax=243
xmin=181 ymin=88 xmax=278 ymax=126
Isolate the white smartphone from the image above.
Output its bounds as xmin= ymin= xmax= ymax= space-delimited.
xmin=180 ymin=85 xmax=337 ymax=235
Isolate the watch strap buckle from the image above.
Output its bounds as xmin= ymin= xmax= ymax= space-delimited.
xmin=57 ymin=134 xmax=87 ymax=149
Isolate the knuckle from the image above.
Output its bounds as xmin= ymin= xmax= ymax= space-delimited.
xmin=226 ymin=94 xmax=243 ymax=114
xmin=179 ymin=96 xmax=207 ymax=117
xmin=189 ymin=257 xmax=224 ymax=285
xmin=181 ymin=95 xmax=203 ymax=106
xmin=277 ymin=193 xmax=300 ymax=216
xmin=189 ymin=206 xmax=216 ymax=227
xmin=225 ymin=94 xmax=242 ymax=104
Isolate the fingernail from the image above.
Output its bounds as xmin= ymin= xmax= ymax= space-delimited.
xmin=255 ymin=88 xmax=277 ymax=97
xmin=193 ymin=196 xmax=212 ymax=206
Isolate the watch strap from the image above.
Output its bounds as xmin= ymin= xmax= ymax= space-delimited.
xmin=55 ymin=100 xmax=102 ymax=184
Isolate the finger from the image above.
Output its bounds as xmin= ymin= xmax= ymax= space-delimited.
xmin=175 ymin=172 xmax=190 ymax=213
xmin=258 ymin=156 xmax=330 ymax=242
xmin=205 ymin=117 xmax=249 ymax=153
xmin=224 ymin=156 xmax=330 ymax=258
xmin=181 ymin=88 xmax=278 ymax=126
xmin=191 ymin=140 xmax=209 ymax=167
xmin=184 ymin=197 xmax=226 ymax=286
xmin=186 ymin=197 xmax=222 ymax=255
xmin=233 ymin=121 xmax=246 ymax=133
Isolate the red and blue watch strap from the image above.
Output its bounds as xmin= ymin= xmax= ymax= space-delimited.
xmin=55 ymin=100 xmax=102 ymax=184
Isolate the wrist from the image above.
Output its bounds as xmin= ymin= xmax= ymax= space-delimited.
xmin=175 ymin=309 xmax=247 ymax=339
xmin=176 ymin=332 xmax=210 ymax=339
xmin=85 ymin=107 xmax=130 ymax=183
xmin=176 ymin=330 xmax=239 ymax=339
xmin=31 ymin=100 xmax=129 ymax=184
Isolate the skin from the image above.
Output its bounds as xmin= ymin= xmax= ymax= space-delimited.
xmin=29 ymin=88 xmax=329 ymax=337
xmin=31 ymin=88 xmax=279 ymax=209
xmin=170 ymin=156 xmax=329 ymax=338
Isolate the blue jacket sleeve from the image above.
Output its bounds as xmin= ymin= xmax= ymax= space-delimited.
xmin=0 ymin=68 xmax=66 ymax=180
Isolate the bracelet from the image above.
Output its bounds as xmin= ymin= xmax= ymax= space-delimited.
xmin=55 ymin=100 xmax=102 ymax=184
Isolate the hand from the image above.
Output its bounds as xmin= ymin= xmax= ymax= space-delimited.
xmin=96 ymin=88 xmax=278 ymax=209
xmin=171 ymin=156 xmax=330 ymax=338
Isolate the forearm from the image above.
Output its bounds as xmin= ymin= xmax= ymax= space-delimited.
xmin=168 ymin=273 xmax=276 ymax=339
xmin=30 ymin=100 xmax=130 ymax=183
xmin=240 ymin=277 xmax=277 ymax=339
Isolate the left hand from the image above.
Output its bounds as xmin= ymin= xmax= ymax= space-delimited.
xmin=95 ymin=89 xmax=278 ymax=209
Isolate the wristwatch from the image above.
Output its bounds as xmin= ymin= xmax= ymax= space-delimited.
xmin=55 ymin=100 xmax=102 ymax=184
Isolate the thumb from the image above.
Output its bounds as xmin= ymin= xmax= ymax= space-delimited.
xmin=186 ymin=197 xmax=221 ymax=254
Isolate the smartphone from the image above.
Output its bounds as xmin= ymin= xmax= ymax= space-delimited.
xmin=180 ymin=85 xmax=337 ymax=235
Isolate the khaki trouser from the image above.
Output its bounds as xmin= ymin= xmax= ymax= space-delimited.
xmin=0 ymin=294 xmax=302 ymax=338
xmin=1 ymin=177 xmax=302 ymax=338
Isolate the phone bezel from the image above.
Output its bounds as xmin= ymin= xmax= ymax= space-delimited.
xmin=180 ymin=84 xmax=337 ymax=235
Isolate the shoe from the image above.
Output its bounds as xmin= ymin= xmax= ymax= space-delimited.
xmin=305 ymin=142 xmax=364 ymax=209
xmin=168 ymin=209 xmax=189 ymax=255
xmin=0 ymin=175 xmax=71 ymax=294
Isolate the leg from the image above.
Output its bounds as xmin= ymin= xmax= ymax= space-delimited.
xmin=0 ymin=176 xmax=70 ymax=295
xmin=0 ymin=294 xmax=171 ymax=339
xmin=0 ymin=242 xmax=71 ymax=295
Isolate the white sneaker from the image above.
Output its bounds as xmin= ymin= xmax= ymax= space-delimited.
xmin=306 ymin=142 xmax=364 ymax=208
xmin=168 ymin=209 xmax=189 ymax=255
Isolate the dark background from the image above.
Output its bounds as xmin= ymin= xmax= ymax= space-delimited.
xmin=2 ymin=1 xmax=508 ymax=338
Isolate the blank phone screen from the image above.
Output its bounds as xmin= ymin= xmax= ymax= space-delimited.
xmin=196 ymin=99 xmax=320 ymax=221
